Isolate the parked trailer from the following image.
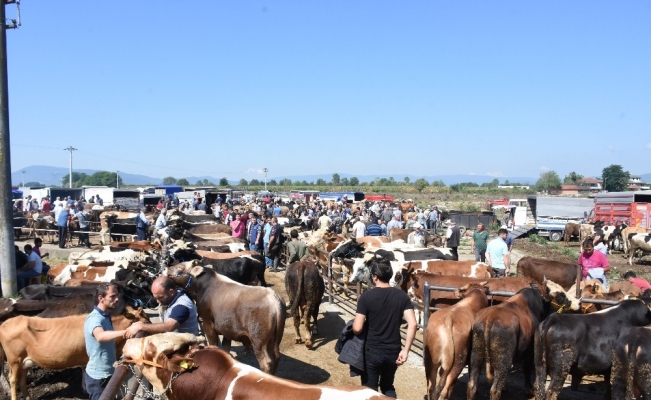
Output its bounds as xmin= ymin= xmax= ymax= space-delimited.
xmin=527 ymin=196 xmax=594 ymax=241
xmin=446 ymin=211 xmax=495 ymax=235
xmin=82 ymin=186 xmax=140 ymax=209
xmin=594 ymin=191 xmax=651 ymax=251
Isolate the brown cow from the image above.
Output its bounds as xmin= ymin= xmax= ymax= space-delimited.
xmin=517 ymin=256 xmax=578 ymax=291
xmin=425 ymin=285 xmax=489 ymax=400
xmin=285 ymin=260 xmax=325 ymax=348
xmin=563 ymin=222 xmax=580 ymax=245
xmin=195 ymin=249 xmax=260 ymax=260
xmin=467 ymin=287 xmax=551 ymax=400
xmin=0 ymin=309 xmax=149 ymax=400
xmin=167 ymin=263 xmax=285 ymax=374
xmin=121 ymin=333 xmax=391 ymax=400
xmin=395 ymin=260 xmax=492 ymax=289
xmin=408 ymin=271 xmax=543 ymax=309
xmin=185 ymin=223 xmax=232 ymax=236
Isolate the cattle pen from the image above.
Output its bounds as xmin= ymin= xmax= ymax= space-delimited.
xmin=297 ymin=246 xmax=622 ymax=363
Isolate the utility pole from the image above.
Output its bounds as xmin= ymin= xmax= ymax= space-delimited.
xmin=20 ymin=169 xmax=24 ymax=187
xmin=116 ymin=170 xmax=119 ymax=189
xmin=262 ymin=168 xmax=268 ymax=191
xmin=0 ymin=0 xmax=21 ymax=296
xmin=64 ymin=146 xmax=77 ymax=188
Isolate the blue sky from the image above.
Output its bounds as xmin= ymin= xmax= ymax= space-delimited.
xmin=7 ymin=1 xmax=651 ymax=181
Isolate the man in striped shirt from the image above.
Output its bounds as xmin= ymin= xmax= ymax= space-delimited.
xmin=365 ymin=218 xmax=386 ymax=237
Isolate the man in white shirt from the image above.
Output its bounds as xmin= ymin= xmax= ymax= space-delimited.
xmin=352 ymin=218 xmax=367 ymax=239
xmin=406 ymin=223 xmax=426 ymax=248
xmin=486 ymin=228 xmax=510 ymax=277
xmin=386 ymin=215 xmax=403 ymax=237
xmin=16 ymin=244 xmax=43 ymax=290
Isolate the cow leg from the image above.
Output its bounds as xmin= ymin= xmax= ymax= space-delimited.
xmin=466 ymin=330 xmax=484 ymax=400
xmin=202 ymin=320 xmax=221 ymax=347
xmin=302 ymin=306 xmax=314 ymax=348
xmin=545 ymin=350 xmax=575 ymax=400
xmin=440 ymin=360 xmax=465 ymax=400
xmin=253 ymin=340 xmax=276 ymax=375
xmin=8 ymin=363 xmax=20 ymax=400
xmin=293 ymin=311 xmax=303 ymax=344
xmin=19 ymin=367 xmax=30 ymax=400
xmin=489 ymin=343 xmax=513 ymax=400
xmin=523 ymin=350 xmax=535 ymax=397
xmin=603 ymin=371 xmax=612 ymax=400
xmin=222 ymin=337 xmax=232 ymax=354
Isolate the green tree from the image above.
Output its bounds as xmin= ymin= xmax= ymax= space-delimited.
xmin=176 ymin=178 xmax=190 ymax=186
xmin=250 ymin=179 xmax=261 ymax=186
xmin=332 ymin=173 xmax=340 ymax=185
xmin=219 ymin=177 xmax=229 ymax=186
xmin=404 ymin=176 xmax=411 ymax=185
xmin=194 ymin=180 xmax=203 ymax=186
xmin=61 ymin=172 xmax=89 ymax=188
xmin=602 ymin=164 xmax=630 ymax=192
xmin=349 ymin=177 xmax=359 ymax=186
xmin=268 ymin=179 xmax=278 ymax=186
xmin=484 ymin=178 xmax=499 ymax=188
xmin=24 ymin=181 xmax=43 ymax=187
xmin=316 ymin=178 xmax=327 ymax=186
xmin=563 ymin=171 xmax=584 ymax=185
xmin=431 ymin=180 xmax=446 ymax=187
xmin=341 ymin=177 xmax=349 ymax=186
xmin=162 ymin=176 xmax=177 ymax=185
xmin=536 ymin=171 xmax=562 ymax=192
xmin=239 ymin=179 xmax=248 ymax=186
xmin=84 ymin=171 xmax=123 ymax=187
xmin=413 ymin=178 xmax=429 ymax=192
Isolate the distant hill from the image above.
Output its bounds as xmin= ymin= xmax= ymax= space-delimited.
xmin=12 ymin=165 xmax=538 ymax=187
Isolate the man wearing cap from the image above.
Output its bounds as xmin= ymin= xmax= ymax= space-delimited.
xmin=445 ymin=220 xmax=461 ymax=261
xmin=406 ymin=223 xmax=426 ymax=248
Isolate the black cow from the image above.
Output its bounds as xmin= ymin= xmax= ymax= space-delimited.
xmin=203 ymin=256 xmax=266 ymax=287
xmin=285 ymin=260 xmax=324 ymax=348
xmin=534 ymin=299 xmax=651 ymax=400
xmin=9 ymin=281 xmax=156 ymax=320
xmin=468 ymin=287 xmax=551 ymax=400
xmin=611 ymin=326 xmax=651 ymax=400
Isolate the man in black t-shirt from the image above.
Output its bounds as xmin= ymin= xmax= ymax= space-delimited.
xmin=352 ymin=259 xmax=417 ymax=398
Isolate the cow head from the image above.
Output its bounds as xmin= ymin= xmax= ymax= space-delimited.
xmin=544 ymin=279 xmax=579 ymax=312
xmin=331 ymin=239 xmax=365 ymax=259
xmin=122 ymin=333 xmax=205 ymax=394
xmin=454 ymin=282 xmax=489 ymax=299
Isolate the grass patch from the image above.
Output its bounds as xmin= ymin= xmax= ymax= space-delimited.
xmin=561 ymin=248 xmax=578 ymax=258
xmin=529 ymin=234 xmax=539 ymax=243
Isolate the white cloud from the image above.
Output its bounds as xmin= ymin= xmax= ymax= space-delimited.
xmin=468 ymin=171 xmax=476 ymax=175
xmin=540 ymin=166 xmax=549 ymax=171
xmin=245 ymin=168 xmax=266 ymax=174
xmin=646 ymin=143 xmax=651 ymax=150
xmin=485 ymin=171 xmax=504 ymax=177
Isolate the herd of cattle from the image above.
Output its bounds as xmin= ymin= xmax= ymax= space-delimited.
xmin=2 ymin=204 xmax=651 ymax=400
xmin=563 ymin=219 xmax=651 ymax=265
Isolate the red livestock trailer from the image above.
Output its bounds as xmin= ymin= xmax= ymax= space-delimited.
xmin=593 ymin=191 xmax=651 ymax=229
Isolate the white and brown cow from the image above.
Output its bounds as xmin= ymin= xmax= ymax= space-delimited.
xmin=122 ymin=333 xmax=392 ymax=400
xmin=628 ymin=233 xmax=651 ymax=265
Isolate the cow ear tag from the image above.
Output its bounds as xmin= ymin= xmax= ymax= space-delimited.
xmin=179 ymin=360 xmax=194 ymax=369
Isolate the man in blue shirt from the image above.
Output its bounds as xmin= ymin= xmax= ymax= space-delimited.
xmin=365 ymin=218 xmax=386 ymax=237
xmin=248 ymin=214 xmax=263 ymax=252
xmin=57 ymin=205 xmax=71 ymax=249
xmin=84 ymin=283 xmax=127 ymax=400
xmin=125 ymin=276 xmax=198 ymax=337
xmin=136 ymin=207 xmax=149 ymax=241
xmin=75 ymin=207 xmax=91 ymax=248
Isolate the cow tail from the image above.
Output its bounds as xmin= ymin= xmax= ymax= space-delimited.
xmin=534 ymin=326 xmax=546 ymax=400
xmin=625 ymin=341 xmax=636 ymax=400
xmin=442 ymin=315 xmax=455 ymax=370
xmin=289 ymin=262 xmax=306 ymax=318
xmin=484 ymin=319 xmax=493 ymax=382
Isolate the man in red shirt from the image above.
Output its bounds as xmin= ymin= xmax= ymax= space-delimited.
xmin=41 ymin=197 xmax=51 ymax=212
xmin=624 ymin=271 xmax=651 ymax=291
